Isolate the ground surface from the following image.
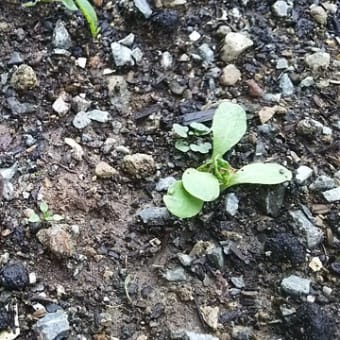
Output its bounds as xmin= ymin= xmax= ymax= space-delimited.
xmin=0 ymin=0 xmax=339 ymax=339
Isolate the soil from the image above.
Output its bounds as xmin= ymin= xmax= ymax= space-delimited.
xmin=0 ymin=0 xmax=339 ymax=339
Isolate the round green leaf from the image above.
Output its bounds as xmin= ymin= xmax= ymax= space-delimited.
xmin=182 ymin=168 xmax=220 ymax=202
xmin=39 ymin=201 xmax=48 ymax=213
xmin=190 ymin=142 xmax=212 ymax=154
xmin=175 ymin=140 xmax=190 ymax=152
xmin=173 ymin=124 xmax=189 ymax=138
xmin=163 ymin=181 xmax=203 ymax=218
xmin=189 ymin=122 xmax=211 ymax=135
xmin=228 ymin=163 xmax=292 ymax=187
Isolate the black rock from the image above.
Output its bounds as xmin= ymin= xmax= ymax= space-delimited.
xmin=286 ymin=304 xmax=335 ymax=340
xmin=0 ymin=308 xmax=11 ymax=331
xmin=264 ymin=233 xmax=305 ymax=265
xmin=0 ymin=262 xmax=29 ymax=290
xmin=151 ymin=10 xmax=179 ymax=30
xmin=329 ymin=262 xmax=340 ymax=275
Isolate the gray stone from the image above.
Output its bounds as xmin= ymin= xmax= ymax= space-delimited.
xmin=172 ymin=331 xmax=218 ymax=340
xmin=300 ymin=76 xmax=314 ymax=87
xmin=87 ymin=109 xmax=111 ymax=123
xmin=72 ymin=95 xmax=91 ymax=112
xmin=276 ymin=57 xmax=289 ymax=69
xmin=279 ymin=73 xmax=294 ymax=96
xmin=106 ymin=75 xmax=131 ymax=112
xmin=161 ymin=51 xmax=173 ymax=70
xmin=131 ymin=47 xmax=143 ymax=63
xmin=52 ymin=20 xmax=72 ymax=49
xmin=258 ymin=185 xmax=285 ymax=217
xmin=34 ymin=310 xmax=70 ymax=340
xmin=281 ymin=275 xmax=311 ymax=295
xmin=10 ymin=64 xmax=38 ymax=91
xmin=221 ymin=32 xmax=253 ymax=62
xmin=155 ymin=176 xmax=176 ymax=191
xmin=262 ymin=92 xmax=282 ymax=102
xmin=206 ymin=246 xmax=224 ymax=269
xmin=309 ymin=175 xmax=336 ymax=191
xmin=272 ymin=1 xmax=289 ymax=17
xmin=134 ymin=0 xmax=152 ymax=18
xmin=137 ymin=207 xmax=170 ymax=225
xmin=295 ymin=165 xmax=313 ymax=185
xmin=73 ymin=111 xmax=91 ymax=129
xmin=52 ymin=95 xmax=70 ymax=115
xmin=290 ymin=210 xmax=323 ymax=248
xmin=232 ymin=326 xmax=254 ymax=340
xmin=118 ymin=33 xmax=135 ymax=47
xmin=164 ymin=267 xmax=187 ymax=282
xmin=335 ymin=170 xmax=340 ymax=181
xmin=2 ymin=181 xmax=15 ymax=201
xmin=224 ymin=193 xmax=239 ymax=216
xmin=0 ymin=163 xmax=18 ymax=180
xmin=8 ymin=51 xmax=24 ymax=65
xmin=177 ymin=253 xmax=193 ymax=267
xmin=111 ymin=42 xmax=134 ymax=67
xmin=198 ymin=43 xmax=214 ymax=64
xmin=7 ymin=96 xmax=36 ymax=115
xmin=322 ymin=187 xmax=340 ymax=202
xmin=305 ymin=52 xmax=330 ymax=70
xmin=231 ymin=276 xmax=245 ymax=289
xmin=95 ymin=161 xmax=118 ymax=178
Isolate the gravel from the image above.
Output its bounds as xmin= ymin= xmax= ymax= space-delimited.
xmin=281 ymin=275 xmax=311 ymax=295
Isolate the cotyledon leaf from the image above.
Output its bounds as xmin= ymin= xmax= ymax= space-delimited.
xmin=163 ymin=181 xmax=203 ymax=218
xmin=60 ymin=0 xmax=79 ymax=11
xmin=226 ymin=163 xmax=292 ymax=188
xmin=212 ymin=102 xmax=247 ymax=158
xmin=182 ymin=168 xmax=220 ymax=202
xmin=74 ymin=0 xmax=99 ymax=37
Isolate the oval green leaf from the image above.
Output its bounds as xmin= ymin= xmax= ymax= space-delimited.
xmin=60 ymin=0 xmax=79 ymax=11
xmin=227 ymin=163 xmax=292 ymax=187
xmin=212 ymin=102 xmax=247 ymax=158
xmin=173 ymin=123 xmax=189 ymax=138
xmin=182 ymin=168 xmax=220 ymax=202
xmin=74 ymin=0 xmax=99 ymax=38
xmin=163 ymin=181 xmax=203 ymax=218
xmin=175 ymin=140 xmax=190 ymax=152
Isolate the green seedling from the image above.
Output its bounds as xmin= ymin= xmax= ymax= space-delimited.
xmin=23 ymin=0 xmax=99 ymax=38
xmin=173 ymin=122 xmax=212 ymax=154
xmin=28 ymin=201 xmax=64 ymax=223
xmin=164 ymin=102 xmax=292 ymax=218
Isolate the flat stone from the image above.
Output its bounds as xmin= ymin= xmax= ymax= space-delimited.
xmin=111 ymin=42 xmax=134 ymax=67
xmin=8 ymin=51 xmax=24 ymax=65
xmin=118 ymin=33 xmax=135 ymax=47
xmin=52 ymin=95 xmax=70 ymax=115
xmin=206 ymin=246 xmax=224 ymax=269
xmin=87 ymin=109 xmax=110 ymax=123
xmin=95 ymin=161 xmax=117 ymax=178
xmin=161 ymin=51 xmax=173 ymax=70
xmin=200 ymin=306 xmax=219 ymax=330
xmin=134 ymin=0 xmax=152 ymax=18
xmin=136 ymin=207 xmax=170 ymax=225
xmin=232 ymin=326 xmax=254 ymax=340
xmin=276 ymin=57 xmax=289 ymax=69
xmin=220 ymin=64 xmax=241 ymax=86
xmin=34 ymin=310 xmax=70 ymax=340
xmin=224 ymin=192 xmax=239 ymax=216
xmin=322 ymin=187 xmax=340 ymax=202
xmin=309 ymin=175 xmax=336 ymax=191
xmin=7 ymin=96 xmax=36 ymax=115
xmin=198 ymin=43 xmax=214 ymax=64
xmin=305 ymin=52 xmax=330 ymax=70
xmin=73 ymin=111 xmax=91 ymax=129
xmin=279 ymin=73 xmax=294 ymax=96
xmin=155 ymin=176 xmax=176 ymax=191
xmin=221 ymin=32 xmax=253 ymax=62
xmin=295 ymin=165 xmax=313 ymax=185
xmin=231 ymin=276 xmax=245 ymax=289
xmin=290 ymin=210 xmax=323 ymax=248
xmin=281 ymin=275 xmax=311 ymax=295
xmin=177 ymin=253 xmax=193 ymax=266
xmin=163 ymin=267 xmax=187 ymax=282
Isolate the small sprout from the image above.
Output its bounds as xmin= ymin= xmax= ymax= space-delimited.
xmin=175 ymin=140 xmax=190 ymax=152
xmin=189 ymin=142 xmax=211 ymax=154
xmin=23 ymin=0 xmax=99 ymax=38
xmin=173 ymin=124 xmax=189 ymax=138
xmin=27 ymin=201 xmax=64 ymax=224
xmin=164 ymin=102 xmax=293 ymax=218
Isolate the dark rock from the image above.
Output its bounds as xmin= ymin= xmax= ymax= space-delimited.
xmin=0 ymin=262 xmax=29 ymax=290
xmin=151 ymin=10 xmax=179 ymax=30
xmin=0 ymin=308 xmax=11 ymax=330
xmin=264 ymin=233 xmax=305 ymax=264
xmin=286 ymin=304 xmax=335 ymax=340
xmin=329 ymin=262 xmax=340 ymax=275
xmin=7 ymin=96 xmax=36 ymax=115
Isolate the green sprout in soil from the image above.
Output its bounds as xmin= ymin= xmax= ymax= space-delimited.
xmin=23 ymin=0 xmax=99 ymax=38
xmin=27 ymin=201 xmax=64 ymax=223
xmin=164 ymin=102 xmax=293 ymax=218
